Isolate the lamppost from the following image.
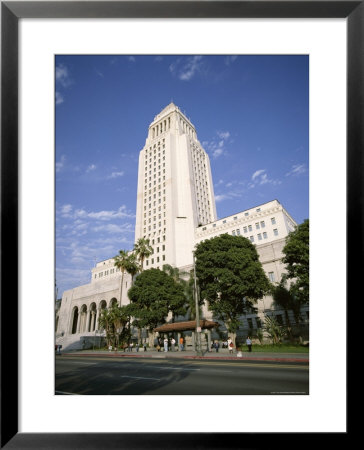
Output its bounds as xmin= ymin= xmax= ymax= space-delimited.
xmin=193 ymin=251 xmax=203 ymax=356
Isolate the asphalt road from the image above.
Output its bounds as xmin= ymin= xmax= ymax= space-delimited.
xmin=55 ymin=355 xmax=309 ymax=395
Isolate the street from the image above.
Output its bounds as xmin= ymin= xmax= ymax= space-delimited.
xmin=55 ymin=355 xmax=309 ymax=395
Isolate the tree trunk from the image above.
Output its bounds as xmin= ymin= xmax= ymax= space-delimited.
xmin=119 ymin=270 xmax=125 ymax=306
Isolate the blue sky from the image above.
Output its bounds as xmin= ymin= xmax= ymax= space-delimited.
xmin=56 ymin=54 xmax=309 ymax=298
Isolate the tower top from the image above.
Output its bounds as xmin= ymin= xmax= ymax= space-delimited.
xmin=152 ymin=102 xmax=178 ymax=122
xmin=151 ymin=102 xmax=195 ymax=129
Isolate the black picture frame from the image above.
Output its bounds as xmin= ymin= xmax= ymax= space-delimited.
xmin=1 ymin=1 xmax=356 ymax=448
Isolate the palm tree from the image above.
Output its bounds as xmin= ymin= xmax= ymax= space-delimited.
xmin=98 ymin=308 xmax=113 ymax=348
xmin=124 ymin=252 xmax=142 ymax=344
xmin=133 ymin=237 xmax=153 ymax=271
xmin=125 ymin=252 xmax=140 ymax=286
xmin=114 ymin=250 xmax=130 ymax=306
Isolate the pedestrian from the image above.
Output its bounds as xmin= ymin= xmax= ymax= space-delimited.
xmin=108 ymin=345 xmax=112 ymax=352
xmin=143 ymin=342 xmax=147 ymax=351
xmin=129 ymin=342 xmax=133 ymax=352
xmin=157 ymin=337 xmax=162 ymax=352
xmin=214 ymin=340 xmax=219 ymax=353
xmin=229 ymin=341 xmax=234 ymax=354
xmin=246 ymin=336 xmax=252 ymax=352
xmin=171 ymin=337 xmax=176 ymax=351
xmin=179 ymin=336 xmax=184 ymax=351
xmin=164 ymin=337 xmax=169 ymax=352
xmin=136 ymin=343 xmax=139 ymax=352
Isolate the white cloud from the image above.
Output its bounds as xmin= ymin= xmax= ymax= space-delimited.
xmin=86 ymin=164 xmax=97 ymax=173
xmin=60 ymin=204 xmax=72 ymax=216
xmin=74 ymin=205 xmax=135 ymax=221
xmin=92 ymin=223 xmax=134 ymax=234
xmin=203 ymin=130 xmax=231 ymax=159
xmin=250 ymin=169 xmax=281 ymax=188
xmin=169 ymin=56 xmax=204 ymax=81
xmin=217 ymin=131 xmax=230 ymax=140
xmin=56 ymin=64 xmax=71 ymax=88
xmin=108 ymin=171 xmax=124 ymax=179
xmin=286 ymin=164 xmax=307 ymax=176
xmin=252 ymin=169 xmax=266 ymax=181
xmin=55 ymin=91 xmax=64 ymax=105
xmin=225 ymin=55 xmax=238 ymax=66
xmin=215 ymin=194 xmax=229 ymax=203
xmin=56 ymin=155 xmax=66 ymax=173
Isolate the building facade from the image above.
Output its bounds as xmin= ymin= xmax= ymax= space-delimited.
xmin=56 ymin=104 xmax=307 ymax=350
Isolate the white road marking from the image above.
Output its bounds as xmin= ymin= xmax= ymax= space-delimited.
xmin=151 ymin=366 xmax=200 ymax=371
xmin=121 ymin=376 xmax=160 ymax=381
xmin=55 ymin=391 xmax=79 ymax=395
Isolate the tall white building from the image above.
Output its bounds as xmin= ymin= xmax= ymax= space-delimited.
xmin=135 ymin=103 xmax=217 ymax=269
xmin=56 ymin=104 xmax=307 ymax=350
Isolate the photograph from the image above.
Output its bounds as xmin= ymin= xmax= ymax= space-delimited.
xmin=55 ymin=54 xmax=309 ymax=395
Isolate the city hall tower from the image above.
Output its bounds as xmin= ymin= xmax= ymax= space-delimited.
xmin=135 ymin=103 xmax=217 ymax=269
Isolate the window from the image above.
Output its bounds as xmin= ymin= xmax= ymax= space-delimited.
xmin=250 ymin=236 xmax=254 ymax=242
xmin=244 ymin=212 xmax=249 ymax=216
xmin=232 ymin=230 xmax=236 ymax=236
xmin=260 ymin=221 xmax=265 ymax=228
xmin=258 ymin=233 xmax=262 ymax=240
xmin=248 ymin=225 xmax=252 ymax=232
xmin=271 ymin=217 xmax=276 ymax=225
xmin=247 ymin=318 xmax=253 ymax=329
xmin=255 ymin=222 xmax=260 ymax=229
xmin=276 ymin=314 xmax=284 ymax=325
xmin=236 ymin=229 xmax=240 ymax=235
xmin=223 ymin=220 xmax=226 ymax=224
xmin=268 ymin=272 xmax=275 ymax=282
xmin=243 ymin=226 xmax=247 ymax=233
xmin=263 ymin=232 xmax=267 ymax=239
xmin=234 ymin=216 xmax=238 ymax=220
xmin=256 ymin=208 xmax=261 ymax=212
xmin=273 ymin=228 xmax=278 ymax=236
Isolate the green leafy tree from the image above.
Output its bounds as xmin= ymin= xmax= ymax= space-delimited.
xmin=282 ymin=219 xmax=309 ymax=307
xmin=127 ymin=268 xmax=186 ymax=345
xmin=133 ymin=237 xmax=153 ymax=271
xmin=162 ymin=264 xmax=189 ymax=322
xmin=195 ymin=234 xmax=271 ymax=344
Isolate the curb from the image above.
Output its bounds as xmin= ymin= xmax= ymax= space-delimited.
xmin=58 ymin=352 xmax=309 ymax=363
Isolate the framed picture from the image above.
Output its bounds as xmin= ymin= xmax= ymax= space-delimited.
xmin=1 ymin=0 xmax=356 ymax=447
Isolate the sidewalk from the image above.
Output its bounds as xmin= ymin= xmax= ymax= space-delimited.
xmin=59 ymin=348 xmax=309 ymax=363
